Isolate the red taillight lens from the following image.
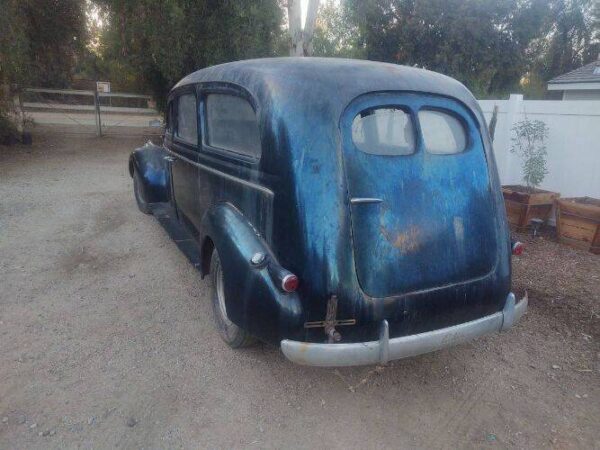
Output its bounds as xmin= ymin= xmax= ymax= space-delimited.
xmin=281 ymin=274 xmax=299 ymax=292
xmin=512 ymin=241 xmax=524 ymax=256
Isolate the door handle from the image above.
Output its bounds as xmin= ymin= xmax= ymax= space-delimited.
xmin=164 ymin=155 xmax=176 ymax=162
xmin=350 ymin=197 xmax=383 ymax=204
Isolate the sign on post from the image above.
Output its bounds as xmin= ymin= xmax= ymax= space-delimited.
xmin=96 ymin=81 xmax=111 ymax=93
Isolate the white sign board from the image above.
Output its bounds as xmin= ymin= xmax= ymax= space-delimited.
xmin=96 ymin=81 xmax=111 ymax=93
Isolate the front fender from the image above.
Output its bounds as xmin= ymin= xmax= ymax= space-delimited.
xmin=202 ymin=203 xmax=304 ymax=344
xmin=129 ymin=142 xmax=170 ymax=204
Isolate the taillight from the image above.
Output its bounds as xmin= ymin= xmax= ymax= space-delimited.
xmin=512 ymin=241 xmax=524 ymax=256
xmin=281 ymin=274 xmax=299 ymax=292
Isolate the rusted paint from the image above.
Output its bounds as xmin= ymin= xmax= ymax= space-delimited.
xmin=380 ymin=225 xmax=422 ymax=254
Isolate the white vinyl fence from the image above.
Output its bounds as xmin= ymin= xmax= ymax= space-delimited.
xmin=479 ymin=95 xmax=600 ymax=199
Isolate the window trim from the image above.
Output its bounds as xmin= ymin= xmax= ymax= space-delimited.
xmin=198 ymin=84 xmax=262 ymax=165
xmin=351 ymin=105 xmax=418 ymax=156
xmin=416 ymin=106 xmax=471 ymax=155
xmin=172 ymin=91 xmax=199 ymax=147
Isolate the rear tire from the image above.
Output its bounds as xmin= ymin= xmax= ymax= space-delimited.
xmin=133 ymin=170 xmax=152 ymax=215
xmin=210 ymin=250 xmax=256 ymax=348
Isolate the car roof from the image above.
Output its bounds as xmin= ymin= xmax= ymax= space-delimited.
xmin=172 ymin=57 xmax=480 ymax=117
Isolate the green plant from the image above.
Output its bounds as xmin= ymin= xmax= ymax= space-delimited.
xmin=510 ymin=119 xmax=549 ymax=191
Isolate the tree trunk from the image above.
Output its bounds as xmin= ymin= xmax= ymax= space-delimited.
xmin=288 ymin=0 xmax=303 ymax=56
xmin=287 ymin=0 xmax=320 ymax=57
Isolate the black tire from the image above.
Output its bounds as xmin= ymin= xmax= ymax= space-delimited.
xmin=210 ymin=250 xmax=256 ymax=348
xmin=133 ymin=170 xmax=152 ymax=215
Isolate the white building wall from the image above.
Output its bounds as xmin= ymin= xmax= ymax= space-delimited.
xmin=562 ymin=90 xmax=600 ymax=100
xmin=478 ymin=96 xmax=600 ymax=199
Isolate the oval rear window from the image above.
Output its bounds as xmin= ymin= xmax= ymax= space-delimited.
xmin=418 ymin=110 xmax=467 ymax=154
xmin=351 ymin=108 xmax=415 ymax=156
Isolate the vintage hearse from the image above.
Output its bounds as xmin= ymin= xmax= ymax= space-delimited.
xmin=129 ymin=58 xmax=527 ymax=366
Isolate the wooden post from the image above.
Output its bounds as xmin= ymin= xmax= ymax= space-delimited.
xmin=93 ymin=85 xmax=102 ymax=137
xmin=15 ymin=85 xmax=24 ymax=134
xmin=488 ymin=104 xmax=499 ymax=141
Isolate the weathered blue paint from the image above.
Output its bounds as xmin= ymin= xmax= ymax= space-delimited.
xmin=341 ymin=93 xmax=497 ymax=298
xmin=130 ymin=58 xmax=512 ymax=346
xmin=129 ymin=144 xmax=170 ymax=204
xmin=201 ymin=203 xmax=304 ymax=343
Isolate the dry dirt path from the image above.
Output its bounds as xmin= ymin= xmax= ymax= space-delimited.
xmin=0 ymin=130 xmax=598 ymax=449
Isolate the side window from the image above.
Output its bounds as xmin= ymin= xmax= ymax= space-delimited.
xmin=418 ymin=110 xmax=467 ymax=154
xmin=351 ymin=108 xmax=415 ymax=156
xmin=205 ymin=94 xmax=261 ymax=159
xmin=175 ymin=94 xmax=198 ymax=145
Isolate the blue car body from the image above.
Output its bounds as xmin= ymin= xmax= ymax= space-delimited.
xmin=129 ymin=58 xmax=526 ymax=366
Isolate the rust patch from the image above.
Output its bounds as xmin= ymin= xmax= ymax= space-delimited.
xmin=380 ymin=225 xmax=422 ymax=254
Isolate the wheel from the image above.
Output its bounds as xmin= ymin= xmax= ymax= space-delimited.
xmin=133 ymin=170 xmax=152 ymax=215
xmin=210 ymin=250 xmax=256 ymax=348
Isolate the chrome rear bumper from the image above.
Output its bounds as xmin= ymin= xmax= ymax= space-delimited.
xmin=281 ymin=293 xmax=527 ymax=367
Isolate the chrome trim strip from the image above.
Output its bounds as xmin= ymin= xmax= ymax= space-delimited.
xmin=350 ymin=197 xmax=383 ymax=204
xmin=164 ymin=147 xmax=274 ymax=197
xmin=281 ymin=293 xmax=527 ymax=367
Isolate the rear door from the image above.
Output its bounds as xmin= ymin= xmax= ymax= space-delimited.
xmin=341 ymin=93 xmax=497 ymax=298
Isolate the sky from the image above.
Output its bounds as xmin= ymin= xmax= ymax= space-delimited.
xmin=301 ymin=0 xmax=309 ymax=27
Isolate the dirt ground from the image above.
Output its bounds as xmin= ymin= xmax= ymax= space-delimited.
xmin=1 ymin=129 xmax=598 ymax=449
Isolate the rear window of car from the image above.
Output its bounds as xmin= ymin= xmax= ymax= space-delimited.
xmin=351 ymin=108 xmax=415 ymax=155
xmin=175 ymin=94 xmax=198 ymax=145
xmin=206 ymin=94 xmax=261 ymax=159
xmin=418 ymin=110 xmax=467 ymax=154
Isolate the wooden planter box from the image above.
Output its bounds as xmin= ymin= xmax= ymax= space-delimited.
xmin=555 ymin=197 xmax=600 ymax=254
xmin=502 ymin=185 xmax=560 ymax=230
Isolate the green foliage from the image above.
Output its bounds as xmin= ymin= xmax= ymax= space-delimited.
xmin=312 ymin=1 xmax=365 ymax=58
xmin=510 ymin=119 xmax=549 ymax=190
xmin=0 ymin=0 xmax=86 ymax=88
xmin=344 ymin=0 xmax=547 ymax=97
xmin=533 ymin=0 xmax=599 ymax=83
xmin=0 ymin=0 xmax=86 ymax=140
xmin=342 ymin=0 xmax=599 ymax=98
xmin=94 ymin=0 xmax=284 ymax=109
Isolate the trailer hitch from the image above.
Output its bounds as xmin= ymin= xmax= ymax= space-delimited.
xmin=303 ymin=295 xmax=356 ymax=343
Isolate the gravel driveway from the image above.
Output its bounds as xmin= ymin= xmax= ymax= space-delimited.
xmin=1 ymin=129 xmax=598 ymax=449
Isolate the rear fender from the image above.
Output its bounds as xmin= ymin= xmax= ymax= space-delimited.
xmin=129 ymin=142 xmax=171 ymax=204
xmin=202 ymin=203 xmax=304 ymax=343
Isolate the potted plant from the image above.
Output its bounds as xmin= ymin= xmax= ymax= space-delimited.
xmin=502 ymin=119 xmax=559 ymax=230
xmin=555 ymin=197 xmax=600 ymax=254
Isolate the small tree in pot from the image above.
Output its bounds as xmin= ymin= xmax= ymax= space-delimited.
xmin=502 ymin=119 xmax=559 ymax=230
xmin=510 ymin=120 xmax=549 ymax=191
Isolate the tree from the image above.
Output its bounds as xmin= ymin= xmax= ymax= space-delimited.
xmin=0 ymin=0 xmax=86 ymax=88
xmin=0 ymin=0 xmax=86 ymax=138
xmin=288 ymin=0 xmax=320 ymax=56
xmin=312 ymin=0 xmax=364 ymax=58
xmin=96 ymin=0 xmax=283 ymax=108
xmin=345 ymin=0 xmax=550 ymax=97
xmin=510 ymin=119 xmax=549 ymax=191
xmin=344 ymin=0 xmax=598 ymax=98
xmin=534 ymin=0 xmax=599 ymax=82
